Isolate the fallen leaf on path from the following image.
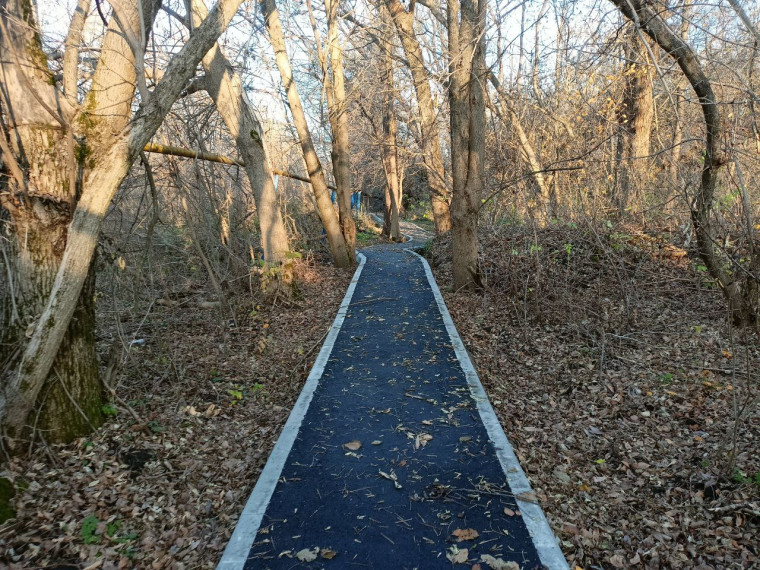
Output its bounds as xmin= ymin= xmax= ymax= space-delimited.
xmin=480 ymin=554 xmax=519 ymax=569
xmin=378 ymin=469 xmax=402 ymax=489
xmin=414 ymin=433 xmax=433 ymax=449
xmin=515 ymin=491 xmax=539 ymax=504
xmin=296 ymin=547 xmax=319 ymax=562
xmin=503 ymin=507 xmax=515 ymax=516
xmin=446 ymin=547 xmax=469 ymax=564
xmin=321 ymin=548 xmax=337 ymax=560
xmin=343 ymin=440 xmax=362 ymax=451
xmin=452 ymin=528 xmax=479 ymax=542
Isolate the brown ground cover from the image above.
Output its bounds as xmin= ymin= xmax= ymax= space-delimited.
xmin=0 ymin=260 xmax=352 ymax=569
xmin=429 ymin=224 xmax=759 ymax=569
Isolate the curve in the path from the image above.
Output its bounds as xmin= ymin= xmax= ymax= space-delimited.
xmin=218 ymin=247 xmax=567 ymax=570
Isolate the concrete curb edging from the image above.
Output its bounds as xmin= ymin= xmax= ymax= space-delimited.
xmin=217 ymin=253 xmax=368 ymax=569
xmin=406 ymin=250 xmax=569 ymax=570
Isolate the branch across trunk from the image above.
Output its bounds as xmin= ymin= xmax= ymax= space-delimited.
xmin=191 ymin=0 xmax=291 ymax=262
xmin=1 ymin=0 xmax=247 ymax=442
xmin=259 ymin=0 xmax=354 ymax=268
xmin=143 ymin=143 xmax=337 ymax=189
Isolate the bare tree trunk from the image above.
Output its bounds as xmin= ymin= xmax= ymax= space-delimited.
xmin=0 ymin=0 xmax=247 ymax=443
xmin=608 ymin=0 xmax=757 ymax=324
xmin=190 ymin=0 xmax=290 ymax=262
xmin=447 ymin=0 xmax=486 ymax=290
xmin=380 ymin=37 xmax=402 ymax=241
xmin=616 ymin=29 xmax=654 ymax=214
xmin=385 ymin=0 xmax=452 ymax=234
xmin=259 ymin=0 xmax=354 ymax=267
xmin=325 ymin=0 xmax=358 ymax=252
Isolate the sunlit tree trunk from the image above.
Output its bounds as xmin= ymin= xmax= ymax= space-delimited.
xmin=447 ymin=0 xmax=486 ymax=290
xmin=385 ymin=0 xmax=452 ymax=234
xmin=190 ymin=0 xmax=290 ymax=262
xmin=0 ymin=0 xmax=246 ymax=444
xmin=325 ymin=0 xmax=358 ymax=252
xmin=259 ymin=0 xmax=354 ymax=267
xmin=616 ymin=29 xmax=653 ymax=214
xmin=379 ymin=15 xmax=402 ymax=241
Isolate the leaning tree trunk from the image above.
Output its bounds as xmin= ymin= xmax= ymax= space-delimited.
xmin=0 ymin=0 xmax=246 ymax=444
xmin=385 ymin=0 xmax=452 ymax=234
xmin=259 ymin=0 xmax=354 ymax=267
xmin=608 ymin=0 xmax=757 ymax=324
xmin=447 ymin=0 xmax=486 ymax=291
xmin=0 ymin=0 xmax=165 ymax=444
xmin=191 ymin=0 xmax=290 ymax=262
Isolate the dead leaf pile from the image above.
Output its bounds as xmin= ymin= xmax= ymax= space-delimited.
xmin=431 ymin=224 xmax=760 ymax=569
xmin=0 ymin=260 xmax=352 ymax=568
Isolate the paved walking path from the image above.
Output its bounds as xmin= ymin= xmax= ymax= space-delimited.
xmin=218 ymin=243 xmax=567 ymax=569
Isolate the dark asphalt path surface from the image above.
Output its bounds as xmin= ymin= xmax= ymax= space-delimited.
xmin=241 ymin=247 xmax=545 ymax=569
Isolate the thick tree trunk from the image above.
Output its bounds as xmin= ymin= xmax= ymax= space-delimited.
xmin=608 ymin=0 xmax=757 ymax=324
xmin=0 ymin=0 xmax=247 ymax=443
xmin=381 ymin=114 xmax=402 ymax=242
xmin=3 ymin=196 xmax=103 ymax=443
xmin=385 ymin=0 xmax=452 ymax=234
xmin=0 ymin=0 xmax=102 ymax=444
xmin=616 ymin=29 xmax=654 ymax=214
xmin=259 ymin=0 xmax=354 ymax=268
xmin=447 ymin=0 xmax=486 ymax=291
xmin=191 ymin=0 xmax=290 ymax=262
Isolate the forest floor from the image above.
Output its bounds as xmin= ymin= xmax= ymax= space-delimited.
xmin=428 ymin=223 xmax=759 ymax=570
xmin=2 ymin=220 xmax=758 ymax=569
xmin=0 ymin=257 xmax=354 ymax=569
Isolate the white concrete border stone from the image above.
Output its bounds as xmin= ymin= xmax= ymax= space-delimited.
xmin=407 ymin=249 xmax=569 ymax=570
xmin=217 ymin=253 xmax=367 ymax=569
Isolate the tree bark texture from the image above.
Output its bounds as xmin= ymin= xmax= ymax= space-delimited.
xmin=447 ymin=0 xmax=486 ymax=290
xmin=0 ymin=0 xmax=247 ymax=443
xmin=325 ymin=0 xmax=358 ymax=254
xmin=380 ymin=42 xmax=402 ymax=242
xmin=615 ymin=29 xmax=654 ymax=214
xmin=259 ymin=0 xmax=354 ymax=268
xmin=385 ymin=0 xmax=452 ymax=234
xmin=608 ymin=0 xmax=758 ymax=324
xmin=191 ymin=0 xmax=290 ymax=262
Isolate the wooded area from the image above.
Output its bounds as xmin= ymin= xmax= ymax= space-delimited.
xmin=0 ymin=0 xmax=758 ymax=565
